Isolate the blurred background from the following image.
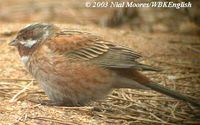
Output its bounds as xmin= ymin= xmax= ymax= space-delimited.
xmin=0 ymin=0 xmax=199 ymax=35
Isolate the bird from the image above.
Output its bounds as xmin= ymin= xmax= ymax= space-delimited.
xmin=9 ymin=23 xmax=200 ymax=107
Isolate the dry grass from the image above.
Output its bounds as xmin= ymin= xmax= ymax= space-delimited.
xmin=0 ymin=23 xmax=200 ymax=125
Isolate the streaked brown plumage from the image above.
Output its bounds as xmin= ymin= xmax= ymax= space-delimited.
xmin=9 ymin=23 xmax=200 ymax=107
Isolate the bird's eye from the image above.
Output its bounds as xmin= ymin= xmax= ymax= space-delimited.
xmin=26 ymin=30 xmax=33 ymax=37
xmin=22 ymin=36 xmax=27 ymax=39
xmin=21 ymin=30 xmax=33 ymax=40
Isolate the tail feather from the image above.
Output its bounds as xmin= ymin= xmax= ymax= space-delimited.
xmin=144 ymin=82 xmax=200 ymax=108
xmin=118 ymin=70 xmax=200 ymax=108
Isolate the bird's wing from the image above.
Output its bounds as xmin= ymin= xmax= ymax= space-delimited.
xmin=47 ymin=30 xmax=159 ymax=71
xmin=45 ymin=30 xmax=200 ymax=108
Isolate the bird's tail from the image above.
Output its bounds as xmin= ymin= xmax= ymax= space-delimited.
xmin=130 ymin=70 xmax=200 ymax=108
xmin=143 ymin=81 xmax=200 ymax=108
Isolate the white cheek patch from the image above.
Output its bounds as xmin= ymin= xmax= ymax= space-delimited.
xmin=21 ymin=56 xmax=30 ymax=65
xmin=20 ymin=39 xmax=38 ymax=48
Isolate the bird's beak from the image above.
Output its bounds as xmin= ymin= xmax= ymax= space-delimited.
xmin=9 ymin=39 xmax=17 ymax=46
